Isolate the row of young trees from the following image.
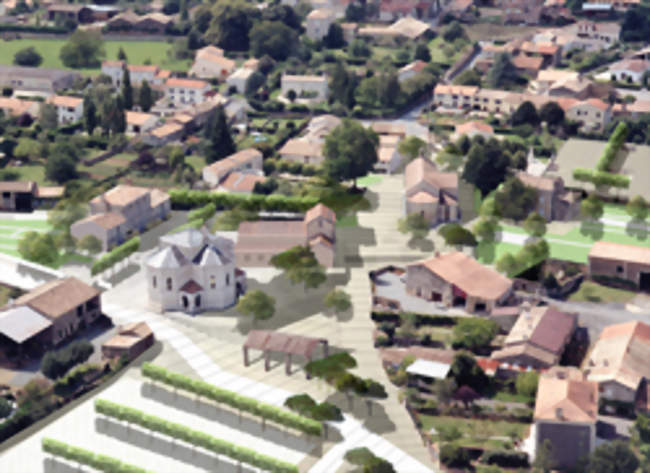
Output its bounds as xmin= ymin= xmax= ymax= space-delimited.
xmin=94 ymin=399 xmax=299 ymax=473
xmin=90 ymin=236 xmax=140 ymax=276
xmin=141 ymin=363 xmax=323 ymax=436
xmin=41 ymin=340 xmax=94 ymax=380
xmin=169 ymin=189 xmax=320 ymax=212
xmin=42 ymin=438 xmax=151 ymax=473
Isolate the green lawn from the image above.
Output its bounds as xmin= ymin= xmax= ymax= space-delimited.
xmin=0 ymin=39 xmax=189 ymax=74
xmin=357 ymin=174 xmax=383 ymax=187
xmin=419 ymin=415 xmax=528 ymax=449
xmin=336 ymin=214 xmax=358 ymax=228
xmin=0 ymin=217 xmax=51 ymax=258
xmin=569 ymin=280 xmax=635 ymax=304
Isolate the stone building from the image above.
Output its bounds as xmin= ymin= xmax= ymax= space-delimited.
xmin=404 ymin=158 xmax=460 ymax=226
xmin=588 ymin=241 xmax=650 ymax=290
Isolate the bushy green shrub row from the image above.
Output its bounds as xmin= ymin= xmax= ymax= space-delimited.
xmin=41 ymin=340 xmax=94 ymax=380
xmin=91 ymin=237 xmax=140 ymax=276
xmin=94 ymin=399 xmax=299 ymax=473
xmin=0 ymin=24 xmax=68 ymax=33
xmin=188 ymin=203 xmax=216 ymax=223
xmin=481 ymin=449 xmax=529 ymax=468
xmin=141 ymin=363 xmax=322 ymax=436
xmin=42 ymin=438 xmax=151 ymax=473
xmin=170 ymin=190 xmax=319 ymax=212
xmin=596 ymin=121 xmax=628 ymax=172
xmin=497 ymin=239 xmax=549 ymax=277
xmin=573 ymin=168 xmax=630 ymax=188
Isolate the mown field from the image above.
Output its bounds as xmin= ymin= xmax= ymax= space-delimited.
xmin=0 ymin=39 xmax=191 ymax=74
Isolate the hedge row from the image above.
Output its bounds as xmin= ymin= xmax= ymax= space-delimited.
xmin=0 ymin=24 xmax=68 ymax=33
xmin=91 ymin=237 xmax=140 ymax=276
xmin=141 ymin=363 xmax=322 ymax=436
xmin=596 ymin=121 xmax=628 ymax=172
xmin=94 ymin=399 xmax=299 ymax=473
xmin=187 ymin=202 xmax=216 ymax=223
xmin=169 ymin=189 xmax=319 ymax=212
xmin=371 ymin=312 xmax=458 ymax=327
xmin=481 ymin=449 xmax=529 ymax=468
xmin=572 ymin=168 xmax=630 ymax=188
xmin=42 ymin=438 xmax=151 ymax=473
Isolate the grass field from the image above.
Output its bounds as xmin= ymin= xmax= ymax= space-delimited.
xmin=0 ymin=39 xmax=190 ymax=74
xmin=569 ymin=280 xmax=635 ymax=304
xmin=0 ymin=217 xmax=51 ymax=258
xmin=419 ymin=415 xmax=527 ymax=449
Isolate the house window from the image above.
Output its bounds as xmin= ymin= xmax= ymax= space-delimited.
xmin=166 ymin=277 xmax=173 ymax=291
xmin=210 ymin=275 xmax=216 ymax=289
xmin=153 ymin=276 xmax=157 ymax=288
xmin=77 ymin=306 xmax=83 ymax=317
xmin=616 ymin=265 xmax=624 ymax=274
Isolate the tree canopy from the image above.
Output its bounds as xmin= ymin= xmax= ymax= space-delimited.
xmin=60 ymin=30 xmax=105 ymax=68
xmin=205 ymin=105 xmax=235 ymax=163
xmin=494 ymin=177 xmax=538 ymax=221
xmin=452 ymin=318 xmax=498 ymax=352
xmin=324 ymin=289 xmax=351 ymax=315
xmin=581 ymin=194 xmax=604 ymax=221
xmin=13 ymin=47 xmax=42 ymax=67
xmin=18 ymin=231 xmax=58 ymax=266
xmin=626 ymin=195 xmax=648 ymax=221
xmin=449 ymin=351 xmax=489 ymax=393
xmin=236 ymin=289 xmax=275 ymax=322
xmin=398 ymin=213 xmax=430 ymax=240
xmin=250 ymin=21 xmax=298 ymax=61
xmin=584 ymin=441 xmax=639 ymax=473
xmin=323 ymin=119 xmax=378 ymax=187
xmin=523 ymin=212 xmax=547 ymax=237
xmin=461 ymin=138 xmax=511 ymax=196
xmin=270 ymin=245 xmax=327 ymax=291
xmin=440 ymin=223 xmax=477 ymax=247
xmin=511 ymin=101 xmax=540 ymax=127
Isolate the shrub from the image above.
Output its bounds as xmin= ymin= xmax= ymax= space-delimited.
xmin=169 ymin=189 xmax=319 ymax=212
xmin=41 ymin=340 xmax=94 ymax=380
xmin=481 ymin=450 xmax=529 ymax=468
xmin=91 ymin=237 xmax=140 ymax=276
xmin=440 ymin=443 xmax=470 ymax=468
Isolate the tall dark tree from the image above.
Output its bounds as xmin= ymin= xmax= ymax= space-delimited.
xmin=511 ymin=101 xmax=540 ymax=127
xmin=330 ymin=62 xmax=357 ymax=109
xmin=83 ymin=97 xmax=97 ymax=135
xmin=539 ymin=101 xmax=565 ymax=126
xmin=487 ymin=52 xmax=518 ymax=89
xmin=323 ymin=23 xmax=345 ymax=49
xmin=414 ymin=43 xmax=431 ymax=62
xmin=585 ymin=441 xmax=639 ymax=473
xmin=206 ymin=106 xmax=235 ymax=163
xmin=117 ymin=46 xmax=127 ymax=61
xmin=121 ymin=68 xmax=133 ymax=110
xmin=461 ymin=138 xmax=511 ymax=195
xmin=323 ymin=119 xmax=378 ymax=188
xmin=139 ymin=80 xmax=153 ymax=112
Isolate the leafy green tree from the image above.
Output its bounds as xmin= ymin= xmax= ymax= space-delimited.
xmin=581 ymin=194 xmax=604 ymax=221
xmin=452 ymin=318 xmax=498 ymax=352
xmin=449 ymin=351 xmax=489 ymax=393
xmin=205 ymin=0 xmax=258 ymax=51
xmin=250 ymin=21 xmax=297 ymax=61
xmin=634 ymin=413 xmax=650 ymax=444
xmin=397 ymin=136 xmax=426 ymax=161
xmin=13 ymin=47 xmax=42 ymax=67
xmin=117 ymin=46 xmax=127 ymax=61
xmin=46 ymin=154 xmax=78 ymax=184
xmin=584 ymin=440 xmax=639 ymax=473
xmin=487 ymin=52 xmax=518 ymax=89
xmin=48 ymin=201 xmax=87 ymax=231
xmin=139 ymin=80 xmax=153 ymax=112
xmin=41 ymin=340 xmax=94 ymax=379
xmin=324 ymin=289 xmax=351 ymax=316
xmin=462 ymin=138 xmax=511 ymax=195
xmin=433 ymin=378 xmax=457 ymax=406
xmin=515 ymin=371 xmax=539 ymax=398
xmin=0 ymin=397 xmax=12 ymax=418
xmin=523 ymin=212 xmax=547 ymax=237
xmin=473 ymin=217 xmax=498 ymax=242
xmin=83 ymin=97 xmax=97 ymax=135
xmin=59 ymin=30 xmax=105 ymax=68
xmin=205 ymin=105 xmax=235 ymax=163
xmin=512 ymin=101 xmax=540 ymax=127
xmin=440 ymin=223 xmax=477 ymax=247
xmin=13 ymin=138 xmax=41 ymax=161
xmin=77 ymin=234 xmax=102 ymax=254
xmin=270 ymin=245 xmax=327 ymax=291
xmin=345 ymin=447 xmax=396 ymax=473
xmin=245 ymin=71 xmax=266 ymax=96
xmin=397 ymin=213 xmax=429 ymax=240
xmin=453 ymin=68 xmax=482 ymax=86
xmin=627 ymin=195 xmax=648 ymax=221
xmin=236 ymin=289 xmax=275 ymax=323
xmin=440 ymin=443 xmax=470 ymax=468
xmin=323 ymin=23 xmax=345 ymax=49
xmin=494 ymin=177 xmax=538 ymax=220
xmin=121 ymin=68 xmax=133 ymax=110
xmin=414 ymin=43 xmax=431 ymax=62
xmin=329 ymin=62 xmax=357 ymax=109
xmin=496 ymin=252 xmax=518 ymax=275
xmin=323 ymin=119 xmax=378 ymax=188
xmin=349 ymin=39 xmax=371 ymax=58
xmin=442 ymin=21 xmax=466 ymax=42
xmin=55 ymin=231 xmax=76 ymax=254
xmin=539 ymin=101 xmax=565 ymax=126
xmin=18 ymin=232 xmax=58 ymax=266
xmin=39 ymin=103 xmax=58 ymax=130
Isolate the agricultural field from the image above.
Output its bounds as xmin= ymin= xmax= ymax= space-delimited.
xmin=0 ymin=39 xmax=190 ymax=74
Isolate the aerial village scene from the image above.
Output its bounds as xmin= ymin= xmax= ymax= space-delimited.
xmin=0 ymin=0 xmax=649 ymax=471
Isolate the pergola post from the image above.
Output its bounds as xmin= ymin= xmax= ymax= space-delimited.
xmin=264 ymin=350 xmax=270 ymax=371
xmin=285 ymin=354 xmax=291 ymax=375
xmin=243 ymin=346 xmax=249 ymax=367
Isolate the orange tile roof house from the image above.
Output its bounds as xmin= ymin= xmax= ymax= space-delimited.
xmin=45 ymin=95 xmax=84 ymax=124
xmin=405 ymin=252 xmax=513 ymax=313
xmin=202 ymin=148 xmax=264 ymax=189
xmin=404 ymin=157 xmax=460 ymax=227
xmin=0 ymin=97 xmax=39 ymax=118
xmin=585 ymin=321 xmax=650 ymax=403
xmin=453 ymin=121 xmax=494 ymax=140
xmin=164 ymin=78 xmax=212 ymax=106
xmin=70 ymin=185 xmax=170 ymax=251
xmin=235 ymin=204 xmax=337 ymax=267
xmin=533 ymin=369 xmax=598 ymax=470
xmin=0 ymin=277 xmax=102 ymax=349
xmin=588 ymin=241 xmax=650 ymax=290
xmin=491 ymin=305 xmax=577 ymax=368
xmin=189 ymin=45 xmax=236 ymax=80
xmin=279 ymin=139 xmax=324 ymax=167
xmin=125 ymin=111 xmax=159 ymax=135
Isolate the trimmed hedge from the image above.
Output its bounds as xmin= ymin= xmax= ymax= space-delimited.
xmin=0 ymin=24 xmax=68 ymax=33
xmin=169 ymin=189 xmax=319 ymax=212
xmin=596 ymin=121 xmax=628 ymax=172
xmin=573 ymin=168 xmax=630 ymax=188
xmin=187 ymin=202 xmax=216 ymax=223
xmin=94 ymin=399 xmax=299 ymax=473
xmin=91 ymin=237 xmax=140 ymax=276
xmin=42 ymin=438 xmax=152 ymax=473
xmin=141 ymin=363 xmax=322 ymax=436
xmin=481 ymin=450 xmax=529 ymax=468
xmin=371 ymin=312 xmax=458 ymax=327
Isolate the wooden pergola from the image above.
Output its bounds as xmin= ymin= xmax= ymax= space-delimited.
xmin=243 ymin=330 xmax=329 ymax=377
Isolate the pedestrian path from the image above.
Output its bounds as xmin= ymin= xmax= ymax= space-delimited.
xmin=102 ymin=301 xmax=434 ymax=473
